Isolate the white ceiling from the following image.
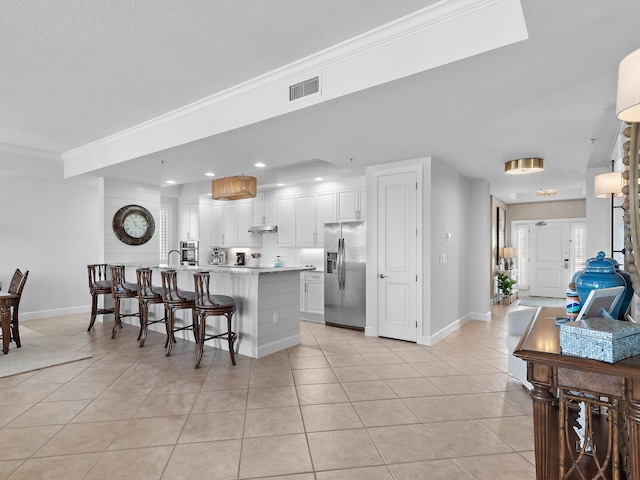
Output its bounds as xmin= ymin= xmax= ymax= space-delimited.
xmin=2 ymin=0 xmax=639 ymax=203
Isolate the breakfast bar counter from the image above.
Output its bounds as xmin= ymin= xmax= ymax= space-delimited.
xmin=121 ymin=264 xmax=315 ymax=358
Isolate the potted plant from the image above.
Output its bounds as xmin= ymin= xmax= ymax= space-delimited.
xmin=497 ymin=272 xmax=516 ymax=305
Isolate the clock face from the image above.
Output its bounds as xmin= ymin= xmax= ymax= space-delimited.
xmin=113 ymin=205 xmax=155 ymax=245
xmin=123 ymin=212 xmax=149 ymax=238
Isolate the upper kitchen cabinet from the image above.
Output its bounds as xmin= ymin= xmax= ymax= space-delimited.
xmin=179 ymin=204 xmax=199 ymax=240
xmin=253 ymin=190 xmax=278 ymax=225
xmin=295 ymin=191 xmax=336 ymax=247
xmin=337 ymin=187 xmax=366 ymax=222
xmin=277 ymin=196 xmax=296 ymax=247
xmin=210 ymin=199 xmax=261 ymax=248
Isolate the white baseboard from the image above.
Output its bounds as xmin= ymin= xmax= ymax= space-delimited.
xmin=255 ymin=334 xmax=301 ymax=358
xmin=421 ymin=311 xmax=491 ymax=346
xmin=20 ymin=305 xmax=91 ymax=321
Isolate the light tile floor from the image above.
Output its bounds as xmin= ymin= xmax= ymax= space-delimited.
xmin=0 ymin=303 xmax=536 ymax=479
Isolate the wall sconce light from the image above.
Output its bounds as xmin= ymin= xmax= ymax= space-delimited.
xmin=594 ymin=160 xmax=624 ymax=258
xmin=594 ymin=171 xmax=624 ymax=198
xmin=504 ymin=158 xmax=544 ymax=175
xmin=616 ymin=48 xmax=640 ymax=293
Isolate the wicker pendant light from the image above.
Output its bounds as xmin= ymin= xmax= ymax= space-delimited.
xmin=211 ymin=175 xmax=257 ymax=201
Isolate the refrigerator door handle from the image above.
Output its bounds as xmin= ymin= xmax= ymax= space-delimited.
xmin=338 ymin=238 xmax=345 ymax=290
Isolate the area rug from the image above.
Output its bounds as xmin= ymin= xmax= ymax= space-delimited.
xmin=0 ymin=326 xmax=92 ymax=378
xmin=518 ymin=297 xmax=565 ymax=308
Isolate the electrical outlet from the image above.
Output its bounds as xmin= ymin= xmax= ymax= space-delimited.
xmin=439 ymin=254 xmax=446 ymax=263
xmin=273 ymin=312 xmax=279 ymax=323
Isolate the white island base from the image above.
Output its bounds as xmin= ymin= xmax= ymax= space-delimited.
xmin=120 ymin=265 xmax=309 ymax=359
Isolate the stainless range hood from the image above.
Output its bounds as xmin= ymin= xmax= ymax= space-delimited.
xmin=248 ymin=225 xmax=278 ymax=234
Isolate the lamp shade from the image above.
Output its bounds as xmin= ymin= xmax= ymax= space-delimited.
xmin=594 ymin=171 xmax=623 ymax=198
xmin=211 ymin=175 xmax=257 ymax=201
xmin=617 ymin=48 xmax=640 ymax=122
xmin=503 ymin=247 xmax=516 ymax=259
xmin=504 ymin=158 xmax=543 ymax=175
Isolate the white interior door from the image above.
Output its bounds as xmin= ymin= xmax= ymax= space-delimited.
xmin=377 ymin=171 xmax=417 ymax=342
xmin=529 ymin=221 xmax=570 ymax=297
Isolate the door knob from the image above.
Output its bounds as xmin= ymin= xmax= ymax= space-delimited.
xmin=379 ymin=274 xmax=387 ymax=278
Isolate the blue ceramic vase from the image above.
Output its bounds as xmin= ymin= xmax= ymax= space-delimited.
xmin=572 ymin=251 xmax=632 ymax=320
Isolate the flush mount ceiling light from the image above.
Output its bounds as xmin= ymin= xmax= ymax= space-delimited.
xmin=504 ymin=158 xmax=544 ymax=175
xmin=536 ymin=189 xmax=557 ymax=197
xmin=211 ymin=175 xmax=257 ymax=201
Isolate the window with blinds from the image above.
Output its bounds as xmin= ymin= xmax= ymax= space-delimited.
xmin=513 ymin=223 xmax=529 ymax=288
xmin=159 ymin=206 xmax=169 ymax=262
xmin=571 ymin=222 xmax=586 ymax=277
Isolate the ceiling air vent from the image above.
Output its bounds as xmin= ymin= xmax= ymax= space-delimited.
xmin=289 ymin=76 xmax=320 ymax=102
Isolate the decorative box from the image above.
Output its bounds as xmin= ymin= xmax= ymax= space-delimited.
xmin=559 ymin=318 xmax=640 ymax=363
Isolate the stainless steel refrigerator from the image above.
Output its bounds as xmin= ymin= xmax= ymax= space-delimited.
xmin=324 ymin=221 xmax=366 ymax=329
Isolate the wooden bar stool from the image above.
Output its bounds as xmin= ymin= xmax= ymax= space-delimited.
xmin=1 ymin=269 xmax=29 ymax=348
xmin=135 ymin=268 xmax=168 ymax=347
xmin=110 ymin=265 xmax=140 ymax=339
xmin=87 ymin=264 xmax=114 ymax=332
xmin=160 ymin=270 xmax=199 ymax=357
xmin=193 ymin=271 xmax=237 ymax=368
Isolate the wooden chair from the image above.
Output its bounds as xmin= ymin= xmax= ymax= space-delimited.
xmin=161 ymin=270 xmax=199 ymax=357
xmin=135 ymin=268 xmax=167 ymax=347
xmin=193 ymin=271 xmax=237 ymax=368
xmin=1 ymin=269 xmax=29 ymax=348
xmin=87 ymin=264 xmax=115 ymax=332
xmin=110 ymin=265 xmax=139 ymax=339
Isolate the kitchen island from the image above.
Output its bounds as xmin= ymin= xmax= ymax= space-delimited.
xmin=121 ymin=264 xmax=314 ymax=359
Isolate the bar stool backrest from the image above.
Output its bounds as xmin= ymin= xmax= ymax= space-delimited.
xmin=110 ymin=265 xmax=128 ymax=293
xmin=87 ymin=264 xmax=109 ymax=289
xmin=161 ymin=270 xmax=187 ymax=302
xmin=193 ymin=271 xmax=211 ymax=307
xmin=8 ymin=269 xmax=28 ymax=296
xmin=136 ymin=268 xmax=156 ymax=299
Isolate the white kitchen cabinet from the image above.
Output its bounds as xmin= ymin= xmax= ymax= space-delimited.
xmin=337 ymin=187 xmax=366 ymax=222
xmin=295 ymin=194 xmax=316 ymax=247
xmin=277 ymin=196 xmax=296 ymax=246
xmin=223 ymin=203 xmax=239 ymax=246
xmin=300 ymin=271 xmax=324 ymax=317
xmin=210 ymin=199 xmax=260 ymax=247
xmin=237 ymin=200 xmax=258 ymax=246
xmin=295 ymin=192 xmax=336 ymax=247
xmin=315 ymin=192 xmax=336 ymax=245
xmin=253 ymin=190 xmax=278 ymax=225
xmin=210 ymin=203 xmax=224 ymax=246
xmin=179 ymin=205 xmax=199 ymax=240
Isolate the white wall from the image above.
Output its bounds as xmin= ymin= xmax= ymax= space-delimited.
xmin=0 ymin=155 xmax=100 ymax=319
xmin=429 ymin=160 xmax=490 ymax=343
xmin=100 ymin=178 xmax=161 ymax=264
xmin=586 ymin=166 xmax=611 ymax=258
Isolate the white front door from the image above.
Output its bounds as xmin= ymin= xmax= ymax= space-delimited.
xmin=529 ymin=221 xmax=570 ymax=297
xmin=377 ymin=171 xmax=417 ymax=342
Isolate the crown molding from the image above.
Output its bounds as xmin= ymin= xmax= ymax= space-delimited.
xmin=0 ymin=142 xmax=61 ymax=161
xmin=63 ymin=0 xmax=527 ymax=177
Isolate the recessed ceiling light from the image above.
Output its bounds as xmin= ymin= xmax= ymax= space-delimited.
xmin=315 ymin=177 xmax=323 ymax=181
xmin=255 ymin=162 xmax=266 ymax=168
xmin=165 ymin=180 xmax=176 ymax=184
xmin=276 ymin=183 xmax=285 ymax=187
xmin=205 ymin=172 xmax=215 ymax=177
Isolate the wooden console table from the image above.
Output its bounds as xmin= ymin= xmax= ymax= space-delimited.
xmin=514 ymin=307 xmax=640 ymax=480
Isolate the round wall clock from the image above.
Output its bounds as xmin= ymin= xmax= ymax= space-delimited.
xmin=112 ymin=205 xmax=155 ymax=245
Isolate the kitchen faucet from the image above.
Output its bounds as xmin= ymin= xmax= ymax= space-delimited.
xmin=167 ymin=249 xmax=180 ymax=266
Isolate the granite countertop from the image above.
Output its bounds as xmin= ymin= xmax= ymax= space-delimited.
xmin=122 ymin=263 xmax=316 ymax=275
